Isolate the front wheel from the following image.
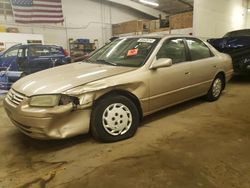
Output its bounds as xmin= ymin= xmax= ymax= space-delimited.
xmin=206 ymin=75 xmax=224 ymax=102
xmin=90 ymin=95 xmax=139 ymax=142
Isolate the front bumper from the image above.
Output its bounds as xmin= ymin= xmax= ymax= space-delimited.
xmin=233 ymin=59 xmax=250 ymax=74
xmin=3 ymin=95 xmax=91 ymax=140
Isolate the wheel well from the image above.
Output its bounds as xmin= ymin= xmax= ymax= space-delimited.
xmin=217 ymin=72 xmax=226 ymax=90
xmin=93 ymin=89 xmax=143 ymax=121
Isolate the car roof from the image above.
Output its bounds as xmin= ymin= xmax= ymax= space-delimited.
xmin=224 ymin=29 xmax=250 ymax=37
xmin=227 ymin=29 xmax=250 ymax=33
xmin=119 ymin=34 xmax=195 ymax=39
xmin=27 ymin=44 xmax=62 ymax=47
xmin=13 ymin=44 xmax=62 ymax=48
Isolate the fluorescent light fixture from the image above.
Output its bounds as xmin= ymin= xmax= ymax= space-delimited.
xmin=248 ymin=8 xmax=250 ymax=12
xmin=139 ymin=0 xmax=159 ymax=7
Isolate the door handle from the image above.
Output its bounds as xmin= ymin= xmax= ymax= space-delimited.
xmin=185 ymin=72 xmax=190 ymax=75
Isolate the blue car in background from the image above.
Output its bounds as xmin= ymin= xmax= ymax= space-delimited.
xmin=0 ymin=44 xmax=71 ymax=90
xmin=208 ymin=29 xmax=250 ymax=74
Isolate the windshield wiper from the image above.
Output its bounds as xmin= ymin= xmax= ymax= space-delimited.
xmin=96 ymin=59 xmax=117 ymax=66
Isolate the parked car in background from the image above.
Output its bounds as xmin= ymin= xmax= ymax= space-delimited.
xmin=0 ymin=44 xmax=71 ymax=90
xmin=207 ymin=29 xmax=250 ymax=74
xmin=4 ymin=35 xmax=233 ymax=142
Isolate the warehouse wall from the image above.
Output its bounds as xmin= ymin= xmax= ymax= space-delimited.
xmin=193 ymin=0 xmax=248 ymax=39
xmin=246 ymin=11 xmax=250 ymax=27
xmin=0 ymin=0 xmax=153 ymax=49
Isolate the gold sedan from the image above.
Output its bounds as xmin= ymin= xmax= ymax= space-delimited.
xmin=3 ymin=35 xmax=233 ymax=142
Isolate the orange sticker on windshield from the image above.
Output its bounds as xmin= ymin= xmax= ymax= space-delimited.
xmin=127 ymin=49 xmax=138 ymax=57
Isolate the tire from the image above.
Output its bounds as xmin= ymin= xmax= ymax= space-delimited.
xmin=90 ymin=95 xmax=139 ymax=142
xmin=206 ymin=75 xmax=224 ymax=102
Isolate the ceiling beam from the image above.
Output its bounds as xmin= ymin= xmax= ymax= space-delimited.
xmin=105 ymin=0 xmax=168 ymax=18
xmin=177 ymin=0 xmax=193 ymax=8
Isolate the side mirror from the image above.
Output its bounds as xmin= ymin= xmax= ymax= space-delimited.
xmin=150 ymin=58 xmax=173 ymax=69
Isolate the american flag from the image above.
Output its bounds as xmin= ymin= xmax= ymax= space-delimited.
xmin=11 ymin=0 xmax=64 ymax=24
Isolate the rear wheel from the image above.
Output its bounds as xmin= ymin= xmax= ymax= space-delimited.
xmin=90 ymin=95 xmax=139 ymax=142
xmin=206 ymin=75 xmax=224 ymax=101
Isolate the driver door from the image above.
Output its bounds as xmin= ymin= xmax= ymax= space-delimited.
xmin=149 ymin=38 xmax=191 ymax=112
xmin=0 ymin=46 xmax=19 ymax=71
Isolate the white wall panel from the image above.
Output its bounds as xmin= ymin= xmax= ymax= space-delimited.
xmin=0 ymin=0 xmax=153 ymax=49
xmin=193 ymin=0 xmax=248 ymax=38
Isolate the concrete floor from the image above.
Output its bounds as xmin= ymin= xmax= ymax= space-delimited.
xmin=0 ymin=76 xmax=250 ymax=188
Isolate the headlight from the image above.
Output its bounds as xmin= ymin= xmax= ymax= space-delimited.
xmin=29 ymin=95 xmax=79 ymax=107
xmin=29 ymin=95 xmax=60 ymax=107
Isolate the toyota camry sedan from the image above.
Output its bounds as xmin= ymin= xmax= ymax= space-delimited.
xmin=3 ymin=35 xmax=233 ymax=142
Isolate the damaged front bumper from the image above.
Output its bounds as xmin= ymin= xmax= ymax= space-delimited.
xmin=3 ymin=90 xmax=91 ymax=139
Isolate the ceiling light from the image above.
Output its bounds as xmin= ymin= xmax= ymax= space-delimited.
xmin=139 ymin=0 xmax=159 ymax=7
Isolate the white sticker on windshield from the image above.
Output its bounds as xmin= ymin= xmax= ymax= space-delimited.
xmin=137 ymin=38 xmax=156 ymax=43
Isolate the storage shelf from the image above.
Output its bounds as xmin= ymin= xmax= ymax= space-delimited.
xmin=69 ymin=39 xmax=96 ymax=62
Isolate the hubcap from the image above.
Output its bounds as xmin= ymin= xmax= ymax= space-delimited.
xmin=212 ymin=78 xmax=222 ymax=98
xmin=102 ymin=103 xmax=132 ymax=136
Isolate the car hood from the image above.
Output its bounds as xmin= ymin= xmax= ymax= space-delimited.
xmin=12 ymin=62 xmax=137 ymax=96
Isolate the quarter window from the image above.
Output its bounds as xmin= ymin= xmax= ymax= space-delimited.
xmin=50 ymin=47 xmax=63 ymax=55
xmin=156 ymin=38 xmax=186 ymax=64
xmin=186 ymin=38 xmax=213 ymax=61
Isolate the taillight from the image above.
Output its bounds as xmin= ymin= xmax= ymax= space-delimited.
xmin=63 ymin=49 xmax=69 ymax=57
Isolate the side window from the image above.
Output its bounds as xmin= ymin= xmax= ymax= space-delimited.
xmin=186 ymin=38 xmax=214 ymax=61
xmin=50 ymin=47 xmax=63 ymax=55
xmin=29 ymin=46 xmax=50 ymax=57
xmin=4 ymin=47 xmax=19 ymax=58
xmin=156 ymin=38 xmax=186 ymax=64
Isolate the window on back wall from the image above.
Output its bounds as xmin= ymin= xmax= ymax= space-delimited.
xmin=0 ymin=0 xmax=13 ymax=17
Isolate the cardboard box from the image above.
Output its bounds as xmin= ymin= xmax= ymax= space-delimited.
xmin=170 ymin=11 xmax=193 ymax=29
xmin=0 ymin=25 xmax=6 ymax=32
xmin=112 ymin=20 xmax=144 ymax=35
xmin=6 ymin=27 xmax=19 ymax=33
xmin=149 ymin=20 xmax=160 ymax=32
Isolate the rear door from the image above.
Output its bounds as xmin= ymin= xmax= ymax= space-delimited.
xmin=185 ymin=38 xmax=218 ymax=96
xmin=28 ymin=45 xmax=52 ymax=73
xmin=49 ymin=46 xmax=68 ymax=66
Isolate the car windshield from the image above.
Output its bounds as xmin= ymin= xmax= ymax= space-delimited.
xmin=87 ymin=37 xmax=160 ymax=67
xmin=224 ymin=29 xmax=250 ymax=37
